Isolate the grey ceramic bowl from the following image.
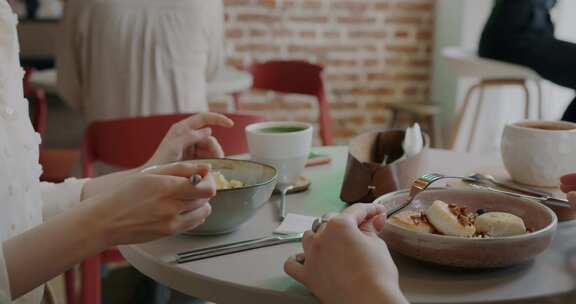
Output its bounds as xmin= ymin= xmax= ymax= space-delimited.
xmin=374 ymin=188 xmax=557 ymax=268
xmin=181 ymin=159 xmax=277 ymax=235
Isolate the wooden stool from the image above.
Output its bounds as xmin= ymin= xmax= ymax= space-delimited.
xmin=388 ymin=102 xmax=442 ymax=148
xmin=443 ymin=47 xmax=543 ymax=152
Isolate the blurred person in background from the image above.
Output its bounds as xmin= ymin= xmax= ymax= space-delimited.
xmin=57 ymin=0 xmax=224 ymax=122
xmin=479 ymin=0 xmax=576 ymax=122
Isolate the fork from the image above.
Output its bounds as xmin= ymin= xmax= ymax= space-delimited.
xmin=386 ymin=173 xmax=464 ymax=217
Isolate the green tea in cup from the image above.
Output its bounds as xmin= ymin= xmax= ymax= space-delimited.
xmin=257 ymin=126 xmax=309 ymax=134
xmin=246 ymin=122 xmax=313 ymax=185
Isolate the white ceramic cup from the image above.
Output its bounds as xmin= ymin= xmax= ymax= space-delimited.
xmin=246 ymin=121 xmax=313 ymax=185
xmin=501 ymin=120 xmax=576 ymax=187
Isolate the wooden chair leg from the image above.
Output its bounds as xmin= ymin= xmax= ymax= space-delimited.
xmin=450 ymin=82 xmax=481 ymax=150
xmin=520 ymin=81 xmax=531 ymax=120
xmin=466 ymin=83 xmax=486 ymax=152
xmin=536 ymin=80 xmax=543 ymax=120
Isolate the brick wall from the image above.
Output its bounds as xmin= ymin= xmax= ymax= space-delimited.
xmin=210 ymin=0 xmax=435 ymax=144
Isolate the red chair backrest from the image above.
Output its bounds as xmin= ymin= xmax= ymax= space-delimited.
xmin=249 ymin=60 xmax=325 ymax=97
xmin=248 ymin=60 xmax=333 ymax=145
xmin=83 ymin=113 xmax=266 ymax=176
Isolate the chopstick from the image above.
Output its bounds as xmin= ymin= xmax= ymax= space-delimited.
xmin=175 ymin=233 xmax=303 ymax=264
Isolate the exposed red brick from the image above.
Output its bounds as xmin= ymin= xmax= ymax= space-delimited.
xmin=257 ymin=0 xmax=277 ymax=9
xmin=332 ymin=1 xmax=370 ymax=12
xmin=224 ymin=0 xmax=251 ymax=6
xmin=394 ymin=2 xmax=434 ymax=12
xmin=226 ymin=28 xmax=243 ymax=38
xmin=330 ymin=102 xmax=360 ymax=110
xmin=395 ymin=31 xmax=410 ymax=39
xmin=323 ymin=31 xmax=340 ymax=39
xmin=337 ymin=16 xmax=376 ymax=25
xmin=236 ymin=43 xmax=281 ymax=53
xmin=417 ymin=30 xmax=434 ymax=40
xmin=223 ymin=0 xmax=435 ymax=144
xmin=333 ymin=128 xmax=358 ymax=139
xmin=300 ymin=30 xmax=317 ymax=38
xmin=237 ymin=13 xmax=280 ymax=23
xmin=289 ymin=15 xmax=328 ymax=23
xmin=348 ymin=30 xmax=388 ymax=39
xmin=249 ymin=29 xmax=268 ymax=37
xmin=351 ymin=87 xmax=395 ymax=96
xmin=226 ymin=57 xmax=244 ymax=68
xmin=301 ymin=0 xmax=323 ymax=10
xmin=367 ymin=73 xmax=393 ymax=81
xmin=385 ymin=15 xmax=422 ymax=25
xmin=385 ymin=44 xmax=420 ymax=53
xmin=326 ymin=74 xmax=360 ymax=82
xmin=366 ymin=101 xmax=393 ymax=110
xmin=374 ymin=2 xmax=390 ymax=11
xmin=394 ymin=73 xmax=430 ymax=81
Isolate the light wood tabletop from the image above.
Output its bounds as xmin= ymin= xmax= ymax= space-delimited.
xmin=121 ymin=147 xmax=576 ymax=304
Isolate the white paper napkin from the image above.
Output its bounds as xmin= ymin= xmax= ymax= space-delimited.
xmin=403 ymin=123 xmax=424 ymax=158
xmin=275 ymin=213 xmax=317 ymax=235
xmin=387 ymin=123 xmax=424 ymax=165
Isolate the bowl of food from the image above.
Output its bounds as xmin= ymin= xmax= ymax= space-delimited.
xmin=181 ymin=159 xmax=277 ymax=235
xmin=374 ymin=188 xmax=557 ymax=268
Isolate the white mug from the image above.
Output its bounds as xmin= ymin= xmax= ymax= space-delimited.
xmin=501 ymin=120 xmax=576 ymax=187
xmin=246 ymin=121 xmax=313 ymax=185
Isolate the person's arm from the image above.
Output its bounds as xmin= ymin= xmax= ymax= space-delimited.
xmin=4 ymin=163 xmax=215 ymax=300
xmin=79 ymin=112 xmax=233 ymax=201
xmin=284 ymin=204 xmax=408 ymax=304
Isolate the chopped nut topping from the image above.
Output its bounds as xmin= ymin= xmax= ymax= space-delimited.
xmin=448 ymin=204 xmax=476 ymax=226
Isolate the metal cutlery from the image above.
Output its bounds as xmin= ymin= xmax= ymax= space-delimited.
xmin=175 ymin=233 xmax=303 ymax=264
xmin=277 ymin=184 xmax=294 ymax=221
xmin=387 ymin=173 xmax=464 ymax=217
xmin=466 ymin=173 xmax=554 ymax=198
xmin=467 ymin=183 xmax=571 ymax=209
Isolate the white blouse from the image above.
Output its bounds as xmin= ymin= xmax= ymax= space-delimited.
xmin=1 ymin=2 xmax=86 ymax=303
xmin=56 ymin=0 xmax=224 ymax=122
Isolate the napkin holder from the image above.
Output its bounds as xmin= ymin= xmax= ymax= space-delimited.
xmin=340 ymin=130 xmax=429 ymax=204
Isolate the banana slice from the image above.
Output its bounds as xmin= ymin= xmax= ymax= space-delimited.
xmin=389 ymin=210 xmax=434 ymax=234
xmin=475 ymin=212 xmax=526 ymax=237
xmin=425 ymin=200 xmax=476 ymax=237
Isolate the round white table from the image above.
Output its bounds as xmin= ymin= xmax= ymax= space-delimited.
xmin=28 ymin=67 xmax=252 ymax=99
xmin=120 ymin=147 xmax=576 ymax=304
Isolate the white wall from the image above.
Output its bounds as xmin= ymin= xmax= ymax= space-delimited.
xmin=432 ymin=0 xmax=576 ymax=154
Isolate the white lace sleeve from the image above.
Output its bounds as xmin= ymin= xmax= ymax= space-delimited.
xmin=40 ymin=178 xmax=88 ymax=220
xmin=0 ymin=243 xmax=11 ymax=303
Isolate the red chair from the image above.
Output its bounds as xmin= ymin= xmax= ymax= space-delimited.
xmin=242 ymin=60 xmax=334 ymax=145
xmin=78 ymin=112 xmax=266 ymax=304
xmin=24 ymin=68 xmax=80 ymax=304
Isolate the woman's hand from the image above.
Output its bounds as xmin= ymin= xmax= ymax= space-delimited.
xmin=145 ymin=112 xmax=234 ymax=167
xmin=284 ymin=204 xmax=408 ymax=304
xmin=560 ymin=174 xmax=576 ymax=209
xmin=88 ymin=162 xmax=216 ymax=246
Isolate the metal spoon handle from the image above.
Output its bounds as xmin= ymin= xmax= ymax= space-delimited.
xmin=470 ymin=174 xmax=554 ymax=198
xmin=469 ymin=184 xmax=571 ymax=209
xmin=279 ymin=185 xmax=294 ymax=221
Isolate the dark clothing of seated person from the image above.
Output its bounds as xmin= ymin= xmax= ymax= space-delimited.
xmin=479 ymin=0 xmax=576 ymax=122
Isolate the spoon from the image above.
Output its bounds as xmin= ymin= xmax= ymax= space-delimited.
xmin=277 ymin=184 xmax=294 ymax=221
xmin=467 ymin=173 xmax=554 ymax=198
